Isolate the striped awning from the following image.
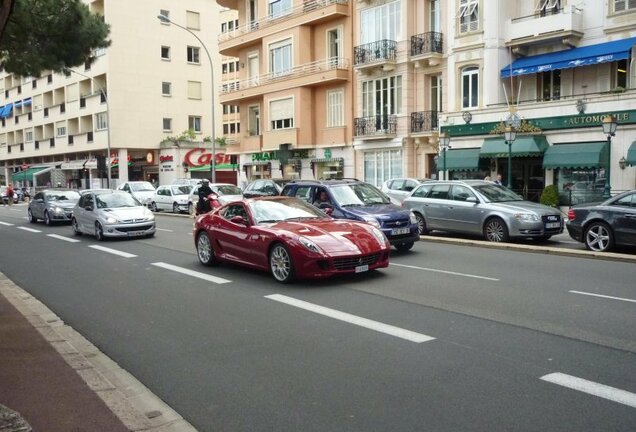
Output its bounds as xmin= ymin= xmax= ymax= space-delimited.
xmin=543 ymin=142 xmax=608 ymax=169
xmin=627 ymin=141 xmax=636 ymax=167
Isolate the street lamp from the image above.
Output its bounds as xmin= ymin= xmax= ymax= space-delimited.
xmin=503 ymin=126 xmax=517 ymax=188
xmin=439 ymin=133 xmax=451 ymax=180
xmin=601 ymin=114 xmax=617 ymax=199
xmin=158 ymin=14 xmax=217 ymax=183
xmin=64 ymin=68 xmax=112 ymax=188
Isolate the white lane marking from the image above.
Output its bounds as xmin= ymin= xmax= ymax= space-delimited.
xmin=152 ymin=262 xmax=231 ymax=284
xmin=156 ymin=228 xmax=173 ymax=232
xmin=265 ymin=294 xmax=435 ymax=343
xmin=391 ymin=263 xmax=499 ymax=281
xmin=569 ymin=290 xmax=636 ymax=304
xmin=17 ymin=226 xmax=41 ymax=233
xmin=89 ymin=245 xmax=137 ymax=258
xmin=0 ymin=221 xmax=14 ymax=226
xmin=47 ymin=234 xmax=81 ymax=243
xmin=541 ymin=373 xmax=636 ymax=409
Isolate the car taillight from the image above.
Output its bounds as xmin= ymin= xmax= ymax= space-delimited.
xmin=567 ymin=209 xmax=576 ymax=221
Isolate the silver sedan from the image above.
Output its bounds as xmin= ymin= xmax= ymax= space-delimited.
xmin=28 ymin=189 xmax=81 ymax=225
xmin=402 ymin=180 xmax=564 ymax=242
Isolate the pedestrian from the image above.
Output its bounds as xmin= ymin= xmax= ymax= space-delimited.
xmin=493 ymin=174 xmax=503 ymax=186
xmin=6 ymin=183 xmax=14 ymax=206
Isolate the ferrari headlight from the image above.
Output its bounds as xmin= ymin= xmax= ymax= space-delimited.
xmin=371 ymin=227 xmax=389 ymax=247
xmin=361 ymin=216 xmax=380 ymax=228
xmin=514 ymin=213 xmax=540 ymax=222
xmin=409 ymin=211 xmax=417 ymax=224
xmin=299 ymin=236 xmax=323 ymax=254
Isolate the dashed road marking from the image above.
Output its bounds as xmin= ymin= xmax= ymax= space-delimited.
xmin=156 ymin=228 xmax=173 ymax=232
xmin=0 ymin=221 xmax=14 ymax=226
xmin=89 ymin=245 xmax=137 ymax=258
xmin=541 ymin=373 xmax=636 ymax=409
xmin=17 ymin=226 xmax=41 ymax=233
xmin=152 ymin=262 xmax=231 ymax=284
xmin=265 ymin=294 xmax=436 ymax=343
xmin=391 ymin=263 xmax=499 ymax=281
xmin=47 ymin=234 xmax=81 ymax=243
xmin=569 ymin=290 xmax=636 ymax=304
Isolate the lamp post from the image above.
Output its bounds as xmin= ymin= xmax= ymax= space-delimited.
xmin=65 ymin=68 xmax=112 ymax=188
xmin=503 ymin=126 xmax=517 ymax=189
xmin=158 ymin=14 xmax=216 ymax=183
xmin=439 ymin=133 xmax=451 ymax=180
xmin=601 ymin=114 xmax=617 ymax=199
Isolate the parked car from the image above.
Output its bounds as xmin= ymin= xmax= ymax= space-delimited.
xmin=151 ymin=184 xmax=192 ymax=213
xmin=381 ymin=178 xmax=431 ymax=204
xmin=27 ymin=189 xmax=81 ymax=225
xmin=116 ymin=181 xmax=156 ymax=207
xmin=71 ymin=190 xmax=155 ymax=240
xmin=402 ymin=180 xmax=564 ymax=242
xmin=566 ymin=189 xmax=636 ymax=252
xmin=188 ymin=183 xmax=243 ymax=215
xmin=0 ymin=186 xmax=19 ymax=204
xmin=281 ymin=179 xmax=419 ymax=251
xmin=242 ymin=179 xmax=288 ymax=198
xmin=193 ymin=196 xmax=390 ymax=283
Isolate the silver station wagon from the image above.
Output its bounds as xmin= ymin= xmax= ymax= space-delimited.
xmin=402 ymin=180 xmax=564 ymax=242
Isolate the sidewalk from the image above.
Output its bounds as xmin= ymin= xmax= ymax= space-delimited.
xmin=0 ymin=274 xmax=197 ymax=432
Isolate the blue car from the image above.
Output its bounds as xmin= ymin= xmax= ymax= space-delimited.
xmin=281 ymin=179 xmax=419 ymax=251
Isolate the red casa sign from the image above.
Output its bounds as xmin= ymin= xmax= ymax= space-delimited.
xmin=160 ymin=155 xmax=174 ymax=163
xmin=184 ymin=148 xmax=232 ymax=167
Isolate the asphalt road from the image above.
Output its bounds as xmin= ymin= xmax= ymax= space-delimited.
xmin=0 ymin=204 xmax=635 ymax=431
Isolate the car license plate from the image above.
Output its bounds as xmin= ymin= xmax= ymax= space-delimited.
xmin=392 ymin=227 xmax=410 ymax=235
xmin=128 ymin=230 xmax=145 ymax=237
xmin=355 ymin=264 xmax=369 ymax=273
xmin=545 ymin=222 xmax=560 ymax=229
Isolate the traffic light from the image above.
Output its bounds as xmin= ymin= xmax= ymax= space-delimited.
xmin=96 ymin=155 xmax=106 ymax=176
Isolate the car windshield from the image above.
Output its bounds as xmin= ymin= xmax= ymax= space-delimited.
xmin=46 ymin=191 xmax=80 ymax=201
xmin=171 ymin=186 xmax=191 ymax=195
xmin=214 ymin=185 xmax=242 ymax=195
xmin=96 ymin=193 xmax=140 ymax=209
xmin=248 ymin=199 xmax=327 ymax=224
xmin=130 ymin=182 xmax=155 ymax=192
xmin=473 ymin=184 xmax=524 ymax=202
xmin=330 ymin=183 xmax=391 ymax=206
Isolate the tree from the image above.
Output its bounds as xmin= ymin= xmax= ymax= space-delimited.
xmin=0 ymin=0 xmax=110 ymax=77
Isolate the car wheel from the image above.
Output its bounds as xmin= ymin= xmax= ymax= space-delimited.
xmin=396 ymin=242 xmax=414 ymax=252
xmin=44 ymin=211 xmax=52 ymax=226
xmin=584 ymin=222 xmax=614 ymax=252
xmin=150 ymin=202 xmax=158 ymax=212
xmin=196 ymin=232 xmax=218 ymax=266
xmin=188 ymin=203 xmax=194 ymax=215
xmin=72 ymin=218 xmax=82 ymax=236
xmin=173 ymin=202 xmax=180 ymax=214
xmin=414 ymin=212 xmax=428 ymax=235
xmin=28 ymin=208 xmax=37 ymax=223
xmin=484 ymin=217 xmax=509 ymax=242
xmin=95 ymin=222 xmax=105 ymax=241
xmin=269 ymin=243 xmax=294 ymax=283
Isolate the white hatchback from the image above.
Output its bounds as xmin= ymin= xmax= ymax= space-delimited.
xmin=151 ymin=184 xmax=192 ymax=213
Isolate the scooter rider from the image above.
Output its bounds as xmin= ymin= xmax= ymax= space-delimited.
xmin=197 ymin=179 xmax=214 ymax=214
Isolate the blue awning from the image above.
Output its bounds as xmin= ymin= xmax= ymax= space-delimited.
xmin=501 ymin=37 xmax=636 ymax=78
xmin=0 ymin=103 xmax=13 ymax=118
xmin=14 ymin=100 xmax=22 ymax=108
xmin=22 ymin=98 xmax=32 ymax=106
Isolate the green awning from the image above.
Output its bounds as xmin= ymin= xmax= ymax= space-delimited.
xmin=438 ymin=148 xmax=481 ymax=171
xmin=543 ymin=142 xmax=608 ymax=169
xmin=11 ymin=166 xmax=50 ymax=183
xmin=627 ymin=141 xmax=636 ymax=167
xmin=480 ymin=135 xmax=549 ymax=158
xmin=189 ymin=164 xmax=238 ymax=171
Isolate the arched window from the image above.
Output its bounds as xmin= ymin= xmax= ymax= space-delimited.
xmin=461 ymin=66 xmax=479 ymax=109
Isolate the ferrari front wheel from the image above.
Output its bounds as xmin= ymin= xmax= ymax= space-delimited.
xmin=270 ymin=243 xmax=294 ymax=283
xmin=196 ymin=232 xmax=218 ymax=266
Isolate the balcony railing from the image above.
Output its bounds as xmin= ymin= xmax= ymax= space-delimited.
xmin=410 ymin=32 xmax=443 ymax=56
xmin=354 ymin=40 xmax=397 ymax=66
xmin=219 ymin=0 xmax=349 ymax=42
xmin=220 ymin=57 xmax=349 ymax=94
xmin=410 ymin=111 xmax=438 ymax=133
xmin=354 ymin=115 xmax=397 ymax=137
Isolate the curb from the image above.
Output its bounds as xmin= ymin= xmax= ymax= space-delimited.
xmin=0 ymin=274 xmax=199 ymax=432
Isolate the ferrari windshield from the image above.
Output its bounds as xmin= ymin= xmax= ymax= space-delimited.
xmin=249 ymin=199 xmax=328 ymax=224
xmin=473 ymin=184 xmax=524 ymax=202
xmin=330 ymin=183 xmax=391 ymax=206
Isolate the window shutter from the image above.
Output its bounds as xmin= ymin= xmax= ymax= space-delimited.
xmin=186 ymin=11 xmax=200 ymax=29
xmin=188 ymin=81 xmax=202 ymax=99
xmin=269 ymin=98 xmax=294 ymax=121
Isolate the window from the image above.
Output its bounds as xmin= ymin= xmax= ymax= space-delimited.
xmin=612 ymin=59 xmax=628 ymax=89
xmin=269 ymin=38 xmax=292 ymax=76
xmin=187 ymin=46 xmax=200 ymax=64
xmin=162 ymin=81 xmax=172 ymax=96
xmin=229 ymin=62 xmax=235 ymax=73
xmin=223 ymin=124 xmax=229 ymax=134
xmin=450 ymin=185 xmax=476 ymax=201
xmin=611 ymin=193 xmax=636 ymax=208
xmin=248 ymin=105 xmax=260 ymax=135
xmin=457 ymin=0 xmax=479 ymax=33
xmin=161 ymin=46 xmax=171 ymax=60
xmin=360 ymin=0 xmax=401 ymax=44
xmin=270 ymin=98 xmax=294 ymax=130
xmin=25 ymin=130 xmax=33 ymax=142
xmin=431 ymin=75 xmax=442 ymax=112
xmin=614 ymin=0 xmax=636 ymax=12
xmin=539 ymin=70 xmax=561 ymax=101
xmin=222 ymin=63 xmax=228 ymax=74
xmin=56 ymin=123 xmax=67 ymax=137
xmin=163 ymin=118 xmax=172 ymax=131
xmin=228 ymin=20 xmax=235 ymax=30
xmin=188 ymin=115 xmax=202 ymax=133
xmin=188 ymin=81 xmax=202 ymax=99
xmin=268 ymin=0 xmax=291 ymax=18
xmin=159 ymin=9 xmax=170 ymax=21
xmin=536 ymin=0 xmax=560 ymax=16
xmin=461 ymin=66 xmax=479 ymax=109
xmin=362 ymin=76 xmax=402 ymax=117
xmin=186 ymin=11 xmax=200 ymax=30
xmin=96 ymin=112 xmax=108 ymax=130
xmin=363 ymin=149 xmax=402 ymax=186
xmin=221 ymin=22 xmax=227 ymax=33
xmin=327 ymin=89 xmax=344 ymax=127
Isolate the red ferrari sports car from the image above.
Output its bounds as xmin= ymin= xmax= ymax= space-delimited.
xmin=193 ymin=196 xmax=391 ymax=283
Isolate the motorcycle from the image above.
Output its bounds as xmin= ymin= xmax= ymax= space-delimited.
xmin=195 ymin=193 xmax=222 ymax=216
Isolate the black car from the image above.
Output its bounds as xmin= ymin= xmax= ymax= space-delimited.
xmin=242 ymin=179 xmax=288 ymax=198
xmin=566 ymin=189 xmax=636 ymax=252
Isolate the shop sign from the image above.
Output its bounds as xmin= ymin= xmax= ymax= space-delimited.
xmin=252 ymin=149 xmax=309 ymax=161
xmin=323 ymin=149 xmax=332 ymax=159
xmin=184 ymin=148 xmax=235 ymax=167
xmin=160 ymin=155 xmax=174 ymax=163
xmin=146 ymin=151 xmax=155 ymax=164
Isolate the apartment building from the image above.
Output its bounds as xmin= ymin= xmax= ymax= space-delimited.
xmin=216 ymin=0 xmax=355 ymax=184
xmin=0 ymin=0 xmax=223 ymax=189
xmin=437 ymin=0 xmax=636 ymax=204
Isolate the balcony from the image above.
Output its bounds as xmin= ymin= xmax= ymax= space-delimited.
xmin=263 ymin=128 xmax=298 ymax=151
xmin=410 ymin=111 xmax=438 ymax=135
xmin=506 ymin=6 xmax=583 ymax=52
xmin=354 ymin=40 xmax=397 ymax=74
xmin=410 ymin=32 xmax=443 ymax=68
xmin=354 ymin=115 xmax=397 ymax=139
xmin=218 ymin=0 xmax=350 ymax=57
xmin=240 ymin=134 xmax=263 ymax=153
xmin=219 ymin=58 xmax=350 ymax=104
